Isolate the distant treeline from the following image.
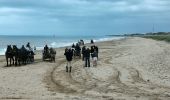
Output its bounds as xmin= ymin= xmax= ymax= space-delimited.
xmin=108 ymin=32 xmax=170 ymax=42
xmin=143 ymin=32 xmax=170 ymax=42
xmin=124 ymin=32 xmax=170 ymax=37
xmin=144 ymin=35 xmax=170 ymax=42
xmin=108 ymin=32 xmax=170 ymax=37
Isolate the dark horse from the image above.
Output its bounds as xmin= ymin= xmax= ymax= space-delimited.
xmin=12 ymin=45 xmax=22 ymax=66
xmin=5 ymin=45 xmax=14 ymax=66
xmin=9 ymin=45 xmax=34 ymax=66
xmin=19 ymin=45 xmax=34 ymax=65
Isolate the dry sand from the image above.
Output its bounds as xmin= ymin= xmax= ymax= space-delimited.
xmin=1 ymin=37 xmax=170 ymax=100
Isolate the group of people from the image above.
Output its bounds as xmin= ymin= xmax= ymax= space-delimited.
xmin=16 ymin=40 xmax=98 ymax=72
xmin=64 ymin=40 xmax=98 ymax=72
xmin=82 ymin=45 xmax=98 ymax=67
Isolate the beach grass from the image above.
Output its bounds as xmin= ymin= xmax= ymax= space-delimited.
xmin=143 ymin=35 xmax=170 ymax=42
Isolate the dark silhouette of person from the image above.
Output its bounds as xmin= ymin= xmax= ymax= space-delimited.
xmin=82 ymin=46 xmax=86 ymax=61
xmin=72 ymin=43 xmax=75 ymax=48
xmin=94 ymin=45 xmax=98 ymax=58
xmin=26 ymin=42 xmax=35 ymax=55
xmin=26 ymin=42 xmax=32 ymax=51
xmin=91 ymin=39 xmax=94 ymax=44
xmin=64 ymin=48 xmax=73 ymax=72
xmin=26 ymin=42 xmax=30 ymax=48
xmin=75 ymin=43 xmax=81 ymax=57
xmin=91 ymin=45 xmax=95 ymax=53
xmin=84 ymin=48 xmax=90 ymax=67
xmin=44 ymin=45 xmax=49 ymax=54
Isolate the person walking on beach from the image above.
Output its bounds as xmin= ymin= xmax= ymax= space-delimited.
xmin=64 ymin=48 xmax=73 ymax=72
xmin=84 ymin=48 xmax=90 ymax=67
xmin=82 ymin=46 xmax=86 ymax=61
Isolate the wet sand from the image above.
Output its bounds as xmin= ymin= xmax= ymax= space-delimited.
xmin=0 ymin=37 xmax=170 ymax=100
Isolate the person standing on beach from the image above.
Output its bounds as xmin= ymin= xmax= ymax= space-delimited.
xmin=84 ymin=48 xmax=90 ymax=67
xmin=82 ymin=46 xmax=86 ymax=61
xmin=91 ymin=39 xmax=94 ymax=44
xmin=94 ymin=45 xmax=98 ymax=59
xmin=64 ymin=48 xmax=73 ymax=72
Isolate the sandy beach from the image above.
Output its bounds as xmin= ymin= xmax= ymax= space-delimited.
xmin=1 ymin=37 xmax=170 ymax=100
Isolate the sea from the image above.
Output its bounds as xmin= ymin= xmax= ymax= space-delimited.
xmin=0 ymin=35 xmax=123 ymax=55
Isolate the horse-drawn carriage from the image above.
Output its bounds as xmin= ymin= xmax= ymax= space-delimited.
xmin=5 ymin=45 xmax=34 ymax=66
xmin=42 ymin=48 xmax=56 ymax=62
xmin=72 ymin=48 xmax=81 ymax=59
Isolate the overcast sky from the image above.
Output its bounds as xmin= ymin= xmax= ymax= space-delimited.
xmin=0 ymin=0 xmax=170 ymax=36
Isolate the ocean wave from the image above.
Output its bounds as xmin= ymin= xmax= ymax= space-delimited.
xmin=50 ymin=42 xmax=74 ymax=48
xmin=94 ymin=37 xmax=124 ymax=42
xmin=0 ymin=48 xmax=6 ymax=55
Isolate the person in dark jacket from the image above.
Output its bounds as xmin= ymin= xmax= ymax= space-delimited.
xmin=44 ymin=45 xmax=49 ymax=54
xmin=91 ymin=45 xmax=95 ymax=53
xmin=84 ymin=48 xmax=90 ymax=67
xmin=91 ymin=39 xmax=94 ymax=44
xmin=82 ymin=46 xmax=86 ymax=61
xmin=64 ymin=48 xmax=73 ymax=72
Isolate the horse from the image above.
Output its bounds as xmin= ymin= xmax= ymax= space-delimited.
xmin=5 ymin=45 xmax=14 ymax=66
xmin=12 ymin=45 xmax=20 ymax=66
xmin=13 ymin=45 xmax=34 ymax=66
xmin=16 ymin=45 xmax=28 ymax=65
xmin=26 ymin=50 xmax=34 ymax=63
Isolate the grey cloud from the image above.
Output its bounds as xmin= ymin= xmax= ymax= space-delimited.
xmin=0 ymin=0 xmax=170 ymax=35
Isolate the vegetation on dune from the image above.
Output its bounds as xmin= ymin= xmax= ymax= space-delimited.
xmin=144 ymin=35 xmax=170 ymax=42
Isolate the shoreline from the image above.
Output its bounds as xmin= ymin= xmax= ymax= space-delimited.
xmin=0 ymin=36 xmax=124 ymax=56
xmin=0 ymin=37 xmax=125 ymax=58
